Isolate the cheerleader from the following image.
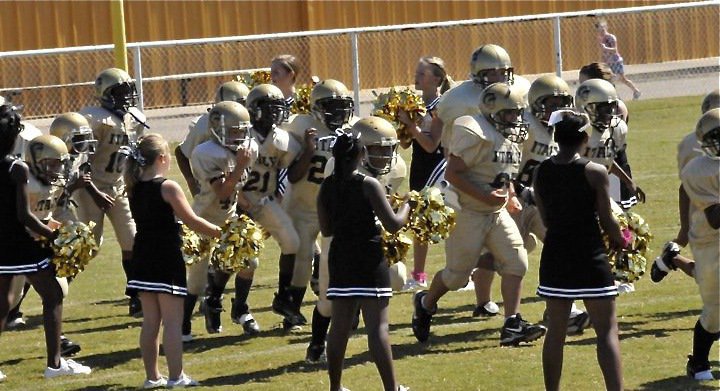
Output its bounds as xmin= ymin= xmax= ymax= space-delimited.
xmin=125 ymin=134 xmax=222 ymax=388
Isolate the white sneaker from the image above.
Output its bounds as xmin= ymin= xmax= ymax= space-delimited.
xmin=0 ymin=369 xmax=6 ymax=382
xmin=167 ymin=373 xmax=198 ymax=388
xmin=143 ymin=376 xmax=167 ymax=389
xmin=402 ymin=279 xmax=418 ymax=291
xmin=457 ymin=280 xmax=475 ymax=292
xmin=181 ymin=333 xmax=193 ymax=343
xmin=6 ymin=316 xmax=26 ymax=329
xmin=617 ymin=282 xmax=635 ymax=294
xmin=44 ymin=358 xmax=92 ymax=378
xmin=398 ymin=385 xmax=410 ymax=391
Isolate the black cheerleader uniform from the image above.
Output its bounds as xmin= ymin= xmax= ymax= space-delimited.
xmin=409 ymin=97 xmax=445 ymax=191
xmin=126 ymin=178 xmax=187 ymax=296
xmin=535 ymin=158 xmax=617 ymax=299
xmin=323 ymin=173 xmax=392 ymax=299
xmin=0 ymin=157 xmax=53 ymax=274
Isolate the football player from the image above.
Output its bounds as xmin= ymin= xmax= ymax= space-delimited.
xmin=175 ymin=80 xmax=250 ymax=196
xmin=279 ymin=79 xmax=354 ymax=330
xmin=651 ymin=90 xmax=719 ymax=283
xmin=3 ymin=95 xmax=43 ymax=160
xmin=680 ymin=108 xmax=720 ymax=381
xmin=184 ymin=101 xmax=256 ymax=339
xmin=76 ymin=68 xmax=147 ymax=317
xmin=305 ymin=116 xmax=407 ymax=363
xmin=412 ymin=82 xmax=547 ymax=347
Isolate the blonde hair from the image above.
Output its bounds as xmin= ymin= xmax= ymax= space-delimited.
xmin=123 ymin=133 xmax=169 ymax=197
xmin=420 ymin=56 xmax=454 ymax=94
xmin=272 ymin=54 xmax=299 ymax=83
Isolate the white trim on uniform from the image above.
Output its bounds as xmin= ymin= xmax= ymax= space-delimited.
xmin=127 ymin=280 xmax=188 ymax=296
xmin=424 ymin=159 xmax=447 ymax=188
xmin=537 ymin=284 xmax=618 ymax=299
xmin=327 ymin=287 xmax=393 ymax=298
xmin=0 ymin=258 xmax=50 ymax=274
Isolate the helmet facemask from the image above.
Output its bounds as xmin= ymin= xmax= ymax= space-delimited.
xmin=250 ymin=98 xmax=289 ymax=134
xmin=490 ymin=108 xmax=528 ymax=143
xmin=473 ymin=67 xmax=514 ymax=88
xmin=363 ymin=140 xmax=398 ymax=175
xmin=102 ymin=82 xmax=138 ymax=113
xmin=70 ymin=126 xmax=98 ymax=155
xmin=314 ymin=97 xmax=354 ymax=130
xmin=533 ymin=95 xmax=574 ymax=127
xmin=586 ymin=100 xmax=620 ymax=131
xmin=700 ymin=127 xmax=720 ymax=158
xmin=211 ymin=114 xmax=252 ymax=152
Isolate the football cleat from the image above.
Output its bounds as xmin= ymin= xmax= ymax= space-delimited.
xmin=201 ymin=296 xmax=223 ymax=334
xmin=411 ymin=291 xmax=434 ymax=343
xmin=472 ymin=301 xmax=500 ymax=318
xmin=566 ymin=311 xmax=591 ymax=334
xmin=500 ymin=314 xmax=546 ymax=346
xmin=687 ymin=355 xmax=715 ymax=380
xmin=60 ymin=336 xmax=81 ymax=357
xmin=305 ymin=343 xmax=327 ymax=364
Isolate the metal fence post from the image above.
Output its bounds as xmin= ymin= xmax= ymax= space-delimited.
xmin=350 ymin=32 xmax=361 ymax=116
xmin=553 ymin=16 xmax=563 ymax=77
xmin=132 ymin=45 xmax=144 ymax=111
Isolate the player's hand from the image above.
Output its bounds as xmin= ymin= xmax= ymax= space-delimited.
xmin=92 ymin=191 xmax=115 ymax=211
xmin=488 ymin=188 xmax=509 ymax=206
xmin=507 ymin=195 xmax=523 ymax=214
xmin=633 ymin=185 xmax=646 ymax=203
xmin=235 ymin=147 xmax=253 ymax=169
xmin=304 ymin=128 xmax=318 ymax=150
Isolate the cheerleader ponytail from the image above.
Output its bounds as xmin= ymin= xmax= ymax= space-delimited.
xmin=421 ymin=56 xmax=454 ymax=94
xmin=122 ymin=133 xmax=169 ymax=197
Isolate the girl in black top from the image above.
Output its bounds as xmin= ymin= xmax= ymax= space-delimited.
xmin=124 ymin=134 xmax=221 ymax=388
xmin=0 ymin=105 xmax=91 ymax=378
xmin=533 ymin=111 xmax=626 ymax=391
xmin=318 ymin=133 xmax=410 ymax=391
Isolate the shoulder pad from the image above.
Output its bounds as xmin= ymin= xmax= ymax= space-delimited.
xmin=272 ymin=127 xmax=291 ymax=151
xmin=393 ymin=155 xmax=407 ymax=178
xmin=453 ymin=114 xmax=488 ymax=141
xmin=80 ymin=106 xmax=118 ymax=128
xmin=127 ymin=107 xmax=146 ymax=124
xmin=437 ymin=81 xmax=482 ymax=119
xmin=19 ymin=122 xmax=43 ymax=141
xmin=285 ymin=114 xmax=322 ymax=140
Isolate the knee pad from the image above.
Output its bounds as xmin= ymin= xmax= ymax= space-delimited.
xmin=700 ymin=310 xmax=720 ymax=334
xmin=441 ymin=267 xmax=471 ymax=291
xmin=56 ymin=277 xmax=69 ymax=298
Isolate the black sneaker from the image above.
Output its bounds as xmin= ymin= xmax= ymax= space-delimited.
xmin=305 ymin=343 xmax=326 ymax=364
xmin=472 ymin=301 xmax=499 ymax=317
xmin=5 ymin=310 xmax=25 ymax=329
xmin=129 ymin=296 xmax=143 ymax=318
xmin=566 ymin=311 xmax=591 ymax=334
xmin=500 ymin=313 xmax=547 ymax=346
xmin=650 ymin=241 xmax=681 ymax=283
xmin=282 ymin=318 xmax=302 ymax=333
xmin=272 ymin=292 xmax=301 ymax=321
xmin=60 ymin=336 xmax=81 ymax=357
xmin=411 ymin=291 xmax=434 ymax=343
xmin=687 ymin=355 xmax=715 ymax=380
xmin=202 ymin=296 xmax=223 ymax=334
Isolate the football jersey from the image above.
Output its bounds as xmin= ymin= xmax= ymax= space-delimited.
xmin=12 ymin=122 xmax=43 ymax=159
xmin=681 ymin=155 xmax=720 ymax=246
xmin=26 ymin=173 xmax=60 ymax=221
xmin=449 ymin=114 xmax=521 ymax=213
xmin=242 ymin=125 xmax=301 ymax=204
xmin=191 ymin=140 xmax=259 ymax=225
xmin=284 ymin=114 xmax=338 ymax=213
xmin=80 ymin=106 xmax=146 ymax=187
xmin=581 ymin=120 xmax=628 ymax=169
xmin=437 ymin=80 xmax=484 ymax=150
xmin=517 ymin=112 xmax=558 ymax=187
xmin=677 ymin=131 xmax=701 ymax=176
xmin=178 ymin=113 xmax=211 ymax=158
xmin=323 ymin=155 xmax=407 ymax=196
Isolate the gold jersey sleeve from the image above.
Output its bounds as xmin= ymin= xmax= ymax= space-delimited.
xmin=26 ymin=174 xmax=60 ymax=221
xmin=681 ymin=155 xmax=720 ymax=245
xmin=190 ymin=141 xmax=240 ymax=225
xmin=179 ymin=113 xmax=211 ymax=158
xmin=80 ymin=106 xmax=146 ymax=187
xmin=13 ymin=122 xmax=43 ymax=159
xmin=450 ymin=114 xmax=521 ymax=213
xmin=437 ymin=81 xmax=484 ymax=149
xmin=677 ymin=131 xmax=701 ymax=176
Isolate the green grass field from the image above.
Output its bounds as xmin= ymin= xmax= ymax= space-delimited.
xmin=3 ymin=95 xmax=719 ymax=390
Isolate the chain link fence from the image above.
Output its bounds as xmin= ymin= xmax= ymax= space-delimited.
xmin=0 ymin=1 xmax=717 ymax=134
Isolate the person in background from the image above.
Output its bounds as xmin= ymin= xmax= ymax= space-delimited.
xmin=595 ymin=19 xmax=641 ymax=100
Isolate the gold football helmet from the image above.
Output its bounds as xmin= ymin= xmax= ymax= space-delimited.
xmin=208 ymin=101 xmax=252 ymax=151
xmin=49 ymin=112 xmax=97 ymax=155
xmin=695 ymin=108 xmax=720 ymax=158
xmin=575 ymin=79 xmax=619 ymax=130
xmin=529 ymin=75 xmax=574 ymax=125
xmin=246 ymin=84 xmax=288 ymax=130
xmin=311 ymin=79 xmax=354 ymax=130
xmin=701 ymin=89 xmax=720 ymax=114
xmin=353 ymin=116 xmax=398 ymax=175
xmin=480 ymin=83 xmax=528 ymax=143
xmin=215 ymin=81 xmax=250 ymax=105
xmin=469 ymin=44 xmax=514 ymax=88
xmin=94 ymin=68 xmax=138 ymax=112
xmin=26 ymin=134 xmax=70 ymax=185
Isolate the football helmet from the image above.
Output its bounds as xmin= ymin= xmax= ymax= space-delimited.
xmin=480 ymin=83 xmax=528 ymax=143
xmin=94 ymin=68 xmax=138 ymax=112
xmin=25 ymin=134 xmax=70 ymax=185
xmin=215 ymin=81 xmax=250 ymax=105
xmin=695 ymin=108 xmax=720 ymax=158
xmin=529 ymin=75 xmax=574 ymax=126
xmin=354 ymin=116 xmax=398 ymax=175
xmin=208 ymin=101 xmax=252 ymax=151
xmin=49 ymin=112 xmax=97 ymax=155
xmin=311 ymin=79 xmax=354 ymax=130
xmin=575 ymin=79 xmax=620 ymax=130
xmin=246 ymin=84 xmax=289 ymax=132
xmin=469 ymin=44 xmax=514 ymax=88
xmin=701 ymin=89 xmax=720 ymax=114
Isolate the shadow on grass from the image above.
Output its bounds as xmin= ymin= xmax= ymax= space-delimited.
xmin=636 ymin=372 xmax=720 ymax=390
xmin=80 ymin=347 xmax=141 ymax=370
xmin=92 ymin=298 xmax=129 ymax=306
xmin=182 ymin=332 xmax=267 ymax=355
xmin=565 ymin=318 xmax=694 ymax=347
xmin=69 ymin=385 xmax=136 ymax=391
xmin=72 ymin=319 xmax=142 ymax=334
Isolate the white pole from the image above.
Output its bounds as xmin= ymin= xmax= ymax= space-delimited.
xmin=132 ymin=45 xmax=144 ymax=112
xmin=350 ymin=32 xmax=361 ymax=116
xmin=553 ymin=16 xmax=563 ymax=78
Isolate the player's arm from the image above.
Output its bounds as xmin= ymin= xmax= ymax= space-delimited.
xmin=161 ymin=179 xmax=221 ymax=238
xmin=11 ymin=162 xmax=55 ymax=239
xmin=175 ymin=145 xmax=200 ymax=196
xmin=210 ymin=147 xmax=252 ymax=200
xmin=445 ymin=154 xmax=506 ymax=207
xmin=675 ymin=184 xmax=690 ymax=246
xmin=363 ymin=176 xmax=410 ymax=233
xmin=609 ymin=160 xmax=645 ymax=203
xmin=287 ymin=128 xmax=317 ymax=183
xmin=586 ymin=162 xmax=625 ymax=248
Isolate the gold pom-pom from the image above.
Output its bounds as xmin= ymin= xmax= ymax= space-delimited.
xmin=291 ymin=83 xmax=313 ymax=114
xmin=180 ymin=224 xmax=214 ymax=266
xmin=236 ymin=70 xmax=272 ymax=90
xmin=382 ymin=230 xmax=413 ymax=265
xmin=603 ymin=211 xmax=653 ymax=283
xmin=50 ymin=221 xmax=99 ymax=278
xmin=210 ymin=215 xmax=265 ymax=273
xmin=405 ymin=187 xmax=457 ymax=244
xmin=371 ymin=87 xmax=426 ymax=145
